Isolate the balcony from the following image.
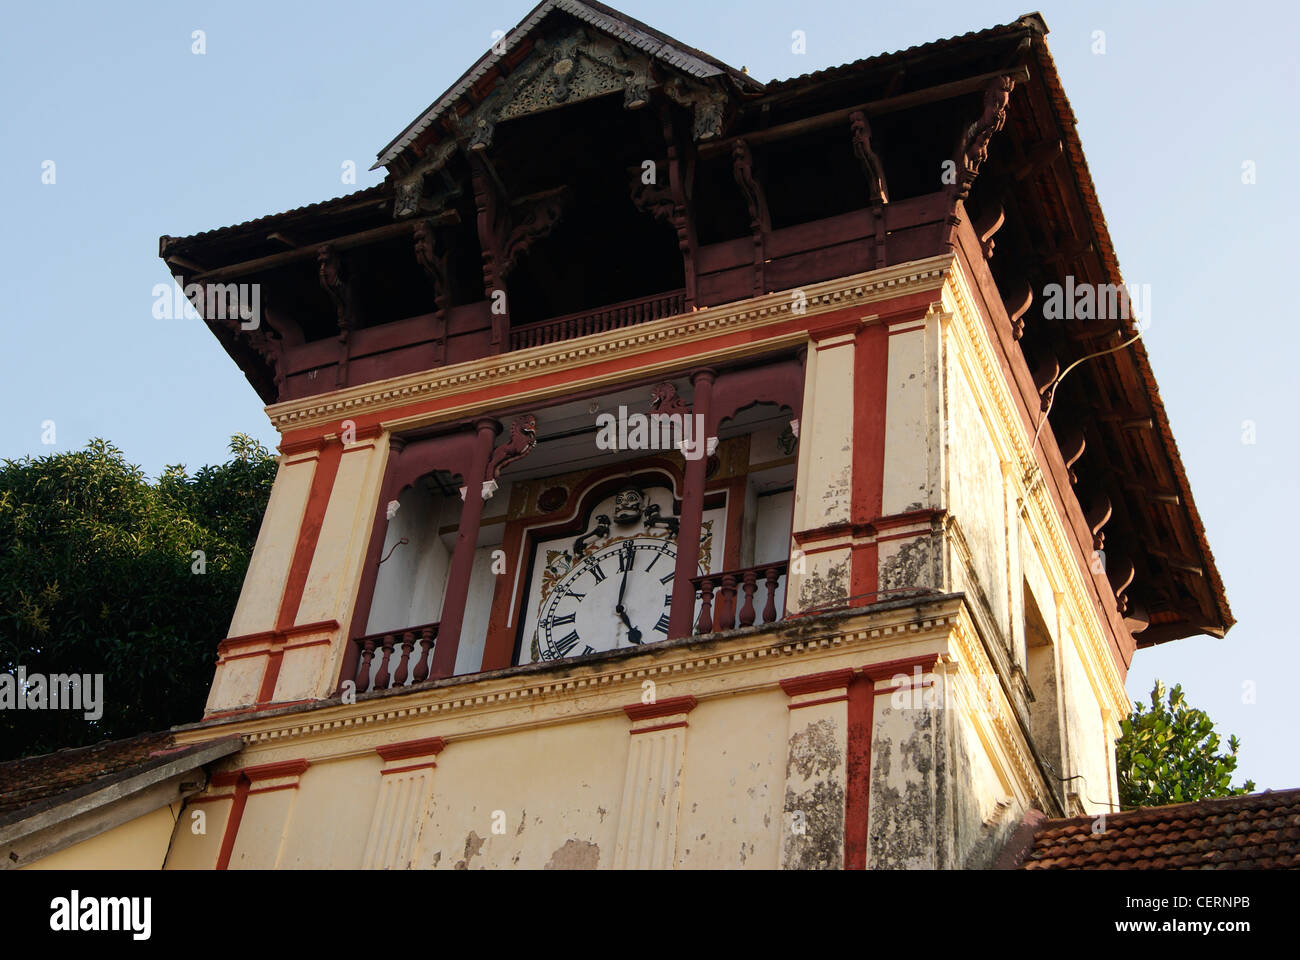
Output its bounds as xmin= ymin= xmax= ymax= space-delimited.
xmin=691 ymin=561 xmax=789 ymax=634
xmin=353 ymin=622 xmax=439 ymax=694
xmin=509 ymin=289 xmax=687 ymax=351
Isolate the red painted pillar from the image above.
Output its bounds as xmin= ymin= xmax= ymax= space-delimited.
xmin=668 ymin=369 xmax=715 ymax=639
xmin=844 ymin=673 xmax=875 ymax=869
xmin=430 ymin=418 xmax=499 ymax=678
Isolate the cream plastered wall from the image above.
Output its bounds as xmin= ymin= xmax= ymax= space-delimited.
xmin=288 ymin=434 xmax=391 ymax=703
xmin=227 ymin=452 xmax=316 ymax=638
xmin=937 ymin=265 xmax=1128 ymax=814
xmin=205 ymin=452 xmax=318 ymax=713
xmin=880 ymin=320 xmax=943 ymax=518
xmin=787 ymin=330 xmax=855 ymax=614
xmin=24 ymin=803 xmax=178 ymax=870
xmin=165 ymin=594 xmax=1061 ymax=870
xmin=367 ymin=483 xmax=453 ymax=634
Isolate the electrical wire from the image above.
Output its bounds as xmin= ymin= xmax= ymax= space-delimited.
xmin=1022 ymin=324 xmax=1145 ymax=497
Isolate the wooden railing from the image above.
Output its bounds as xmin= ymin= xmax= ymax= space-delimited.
xmin=509 ymin=289 xmax=687 ymax=351
xmin=690 ymin=561 xmax=788 ymax=635
xmin=353 ymin=622 xmax=439 ymax=693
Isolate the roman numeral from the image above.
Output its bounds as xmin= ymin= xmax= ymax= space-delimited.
xmin=567 ymin=591 xmax=586 ymax=602
xmin=555 ymin=631 xmax=581 ymax=657
xmin=654 ymin=614 xmax=671 ymax=634
xmin=664 ymin=593 xmax=673 ymax=607
xmin=589 ymin=561 xmax=609 ymax=583
xmin=552 ymin=612 xmax=576 ymax=626
xmin=617 ymin=549 xmax=633 ymax=573
xmin=581 ymin=645 xmax=595 ymax=655
xmin=659 ymin=571 xmax=674 ymax=584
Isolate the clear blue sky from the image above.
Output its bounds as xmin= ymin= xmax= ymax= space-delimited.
xmin=2 ymin=1 xmax=1294 ymax=792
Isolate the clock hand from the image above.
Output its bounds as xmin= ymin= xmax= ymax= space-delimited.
xmin=616 ymin=541 xmax=632 ymax=609
xmin=615 ymin=542 xmax=642 ymax=644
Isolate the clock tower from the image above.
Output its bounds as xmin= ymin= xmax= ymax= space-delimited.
xmin=150 ymin=3 xmax=1230 ymax=870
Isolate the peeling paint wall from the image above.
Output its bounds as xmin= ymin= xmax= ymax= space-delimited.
xmin=945 ymin=368 xmax=1010 ymax=644
xmin=881 ymin=325 xmax=940 ymax=516
xmin=878 ymin=532 xmax=943 ymax=594
xmin=867 ymin=697 xmax=939 ymax=869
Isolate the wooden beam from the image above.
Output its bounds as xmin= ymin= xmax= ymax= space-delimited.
xmin=188 ymin=211 xmax=459 ymax=283
xmin=701 ymin=66 xmax=1030 ymax=156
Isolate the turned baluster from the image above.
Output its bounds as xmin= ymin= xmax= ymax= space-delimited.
xmin=355 ymin=638 xmax=375 ymax=691
xmin=695 ymin=578 xmax=715 ymax=634
xmin=762 ymin=567 xmax=781 ymax=623
xmin=373 ymin=634 xmax=395 ymax=690
xmin=717 ymin=574 xmax=738 ymax=631
xmin=412 ymin=627 xmax=434 ymax=683
xmin=393 ymin=631 xmax=415 ymax=687
xmin=738 ymin=570 xmax=758 ymax=627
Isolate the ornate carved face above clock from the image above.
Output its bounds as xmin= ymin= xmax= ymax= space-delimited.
xmin=516 ymin=483 xmax=726 ymax=665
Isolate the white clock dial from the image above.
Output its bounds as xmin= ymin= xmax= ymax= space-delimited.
xmin=534 ymin=536 xmax=677 ymax=661
xmin=516 ymin=485 xmax=727 ymax=666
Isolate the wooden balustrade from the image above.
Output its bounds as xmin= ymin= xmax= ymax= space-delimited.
xmin=353 ymin=623 xmax=439 ymax=693
xmin=509 ymin=289 xmax=687 ymax=351
xmin=690 ymin=561 xmax=788 ymax=634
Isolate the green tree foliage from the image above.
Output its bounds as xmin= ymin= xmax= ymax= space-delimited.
xmin=1116 ymin=680 xmax=1255 ymax=809
xmin=0 ymin=435 xmax=275 ymax=760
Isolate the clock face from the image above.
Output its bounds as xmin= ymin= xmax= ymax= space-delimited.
xmin=535 ymin=536 xmax=678 ymax=660
xmin=516 ymin=485 xmax=726 ymax=665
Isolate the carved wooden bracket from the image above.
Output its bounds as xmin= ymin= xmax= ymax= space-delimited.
xmin=471 ymin=155 xmax=570 ymax=322
xmin=650 ymin=382 xmax=691 ymax=417
xmin=1057 ymin=426 xmax=1085 ymax=484
xmin=502 ymin=187 xmax=568 ymax=276
xmin=413 ymin=220 xmax=451 ymax=311
xmin=317 ymin=245 xmax=356 ymax=386
xmin=1107 ymin=555 xmax=1135 ymax=615
xmin=1086 ymin=494 xmax=1112 ymax=551
xmin=486 ymin=414 xmax=538 ymax=481
xmin=414 ymin=220 xmax=450 ymax=366
xmin=470 ymin=156 xmax=507 ymax=307
xmin=1032 ymin=355 xmax=1059 ymax=411
xmin=663 ymin=76 xmax=729 ymax=141
xmin=638 ymin=105 xmax=697 ymax=307
xmin=317 ymin=245 xmax=353 ymax=331
xmin=973 ymin=200 xmax=1005 ymax=259
xmin=732 ymin=139 xmax=770 ymax=296
xmin=1002 ymin=276 xmax=1033 ymax=340
xmin=954 ymin=74 xmax=1015 ymax=200
xmin=849 ymin=110 xmax=889 ymax=205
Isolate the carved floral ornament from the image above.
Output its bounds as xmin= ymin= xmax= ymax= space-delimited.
xmin=392 ymin=26 xmax=732 ymax=219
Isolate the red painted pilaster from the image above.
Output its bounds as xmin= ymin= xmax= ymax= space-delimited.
xmin=668 ymin=369 xmax=715 ymax=638
xmin=430 ymin=418 xmax=500 ymax=677
xmin=844 ymin=673 xmax=874 ymax=869
xmin=851 ymin=322 xmax=889 ymax=603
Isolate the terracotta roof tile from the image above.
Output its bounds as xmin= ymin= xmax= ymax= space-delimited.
xmin=1019 ymin=789 xmax=1300 ymax=869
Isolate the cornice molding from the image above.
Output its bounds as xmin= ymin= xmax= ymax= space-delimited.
xmin=948 ymin=613 xmax=1051 ymax=812
xmin=263 ymin=256 xmax=954 ymax=433
xmin=173 ymin=597 xmax=966 ymax=755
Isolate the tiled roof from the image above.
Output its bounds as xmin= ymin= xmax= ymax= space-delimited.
xmin=767 ymin=14 xmax=1042 ymax=91
xmin=161 ymin=183 xmax=389 ymax=249
xmin=1020 ymin=789 xmax=1300 ymax=870
xmin=0 ymin=731 xmax=237 ymax=824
